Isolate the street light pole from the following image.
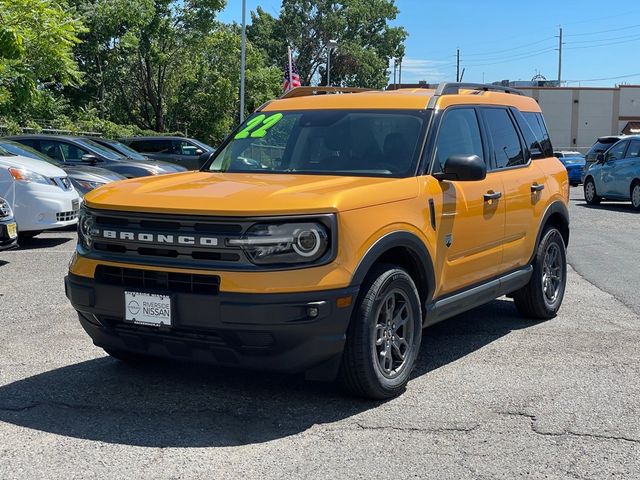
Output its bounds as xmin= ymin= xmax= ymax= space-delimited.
xmin=326 ymin=39 xmax=338 ymax=86
xmin=240 ymin=0 xmax=247 ymax=122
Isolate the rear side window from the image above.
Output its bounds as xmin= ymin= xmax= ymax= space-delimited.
xmin=627 ymin=140 xmax=640 ymax=159
xmin=482 ymin=108 xmax=525 ymax=169
xmin=433 ymin=108 xmax=484 ymax=172
xmin=129 ymin=139 xmax=173 ymax=153
xmin=521 ymin=112 xmax=553 ymax=158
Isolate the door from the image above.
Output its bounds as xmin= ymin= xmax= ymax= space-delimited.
xmin=172 ymin=140 xmax=203 ymax=169
xmin=612 ymin=139 xmax=640 ymax=198
xmin=429 ymin=107 xmax=506 ymax=296
xmin=484 ymin=107 xmax=549 ymax=272
xmin=39 ymin=139 xmax=89 ymax=165
xmin=600 ymin=140 xmax=629 ymax=197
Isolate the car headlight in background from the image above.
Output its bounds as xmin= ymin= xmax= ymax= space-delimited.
xmin=228 ymin=221 xmax=332 ymax=265
xmin=8 ymin=167 xmax=52 ymax=185
xmin=72 ymin=179 xmax=106 ymax=195
xmin=0 ymin=198 xmax=13 ymax=219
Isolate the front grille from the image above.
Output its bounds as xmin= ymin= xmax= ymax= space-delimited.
xmin=95 ymin=265 xmax=220 ymax=295
xmin=57 ymin=210 xmax=79 ymax=222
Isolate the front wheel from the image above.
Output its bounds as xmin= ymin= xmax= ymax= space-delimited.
xmin=513 ymin=227 xmax=567 ymax=319
xmin=631 ymin=182 xmax=640 ymax=211
xmin=584 ymin=178 xmax=601 ymax=205
xmin=339 ymin=265 xmax=422 ymax=400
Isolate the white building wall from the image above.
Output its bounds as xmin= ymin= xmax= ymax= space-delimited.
xmin=619 ymin=86 xmax=640 ymax=117
xmin=536 ymin=89 xmax=573 ymax=150
xmin=576 ymin=90 xmax=614 ymax=150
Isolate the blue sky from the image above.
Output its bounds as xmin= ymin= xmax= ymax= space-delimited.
xmin=219 ymin=1 xmax=640 ymax=87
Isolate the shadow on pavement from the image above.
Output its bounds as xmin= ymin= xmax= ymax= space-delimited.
xmin=574 ymin=201 xmax=637 ymax=214
xmin=0 ymin=298 xmax=537 ymax=447
xmin=16 ymin=235 xmax=75 ymax=250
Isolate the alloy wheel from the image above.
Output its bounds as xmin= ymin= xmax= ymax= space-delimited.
xmin=372 ymin=288 xmax=415 ymax=379
xmin=632 ymin=184 xmax=640 ymax=209
xmin=585 ymin=181 xmax=595 ymax=202
xmin=542 ymin=243 xmax=563 ymax=306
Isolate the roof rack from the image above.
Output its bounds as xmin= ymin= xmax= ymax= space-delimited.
xmin=427 ymin=82 xmax=525 ymax=108
xmin=279 ymin=86 xmax=375 ymax=99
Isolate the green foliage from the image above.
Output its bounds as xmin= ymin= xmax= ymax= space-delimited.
xmin=248 ymin=0 xmax=406 ymax=89
xmin=1 ymin=0 xmax=405 ymax=143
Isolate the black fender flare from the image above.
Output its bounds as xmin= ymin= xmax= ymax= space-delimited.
xmin=350 ymin=231 xmax=436 ymax=304
xmin=532 ymin=200 xmax=570 ymax=261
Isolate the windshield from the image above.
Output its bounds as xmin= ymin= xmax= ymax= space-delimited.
xmin=107 ymin=141 xmax=147 ymax=161
xmin=191 ymin=138 xmax=214 ymax=151
xmin=0 ymin=141 xmax=62 ymax=166
xmin=206 ymin=110 xmax=426 ymax=177
xmin=75 ymin=138 xmax=126 ymax=161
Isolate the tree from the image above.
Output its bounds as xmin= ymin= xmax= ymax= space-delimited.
xmin=248 ymin=0 xmax=406 ymax=89
xmin=0 ymin=0 xmax=85 ymax=118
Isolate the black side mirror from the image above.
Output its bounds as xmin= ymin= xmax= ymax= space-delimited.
xmin=433 ymin=154 xmax=487 ymax=182
xmin=596 ymin=152 xmax=605 ymax=163
xmin=195 ymin=148 xmax=204 ymax=155
xmin=81 ymin=154 xmax=99 ymax=164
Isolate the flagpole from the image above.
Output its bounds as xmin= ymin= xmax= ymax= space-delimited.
xmin=240 ymin=0 xmax=247 ymax=122
xmin=287 ymin=46 xmax=294 ymax=92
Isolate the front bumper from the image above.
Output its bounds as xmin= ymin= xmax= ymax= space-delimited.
xmin=14 ymin=183 xmax=80 ymax=232
xmin=0 ymin=219 xmax=18 ymax=250
xmin=65 ymin=273 xmax=358 ymax=379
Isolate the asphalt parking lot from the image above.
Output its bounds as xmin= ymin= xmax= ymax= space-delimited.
xmin=1 ymin=188 xmax=639 ymax=479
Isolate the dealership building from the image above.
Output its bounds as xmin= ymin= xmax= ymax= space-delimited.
xmin=514 ymin=84 xmax=640 ymax=152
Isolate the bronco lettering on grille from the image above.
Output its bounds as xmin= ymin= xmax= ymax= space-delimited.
xmin=101 ymin=229 xmax=219 ymax=246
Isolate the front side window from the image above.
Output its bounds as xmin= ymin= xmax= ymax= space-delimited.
xmin=483 ymin=108 xmax=525 ymax=169
xmin=522 ymin=112 xmax=553 ymax=158
xmin=206 ymin=110 xmax=426 ymax=177
xmin=130 ymin=140 xmax=173 ymax=153
xmin=40 ymin=140 xmax=86 ymax=162
xmin=627 ymin=140 xmax=640 ymax=159
xmin=433 ymin=108 xmax=484 ymax=172
xmin=606 ymin=141 xmax=628 ymax=161
xmin=175 ymin=140 xmax=201 ymax=156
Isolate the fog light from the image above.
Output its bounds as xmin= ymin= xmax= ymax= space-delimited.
xmin=307 ymin=306 xmax=319 ymax=318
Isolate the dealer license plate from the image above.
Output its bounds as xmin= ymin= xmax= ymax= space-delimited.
xmin=7 ymin=223 xmax=17 ymax=239
xmin=124 ymin=291 xmax=172 ymax=327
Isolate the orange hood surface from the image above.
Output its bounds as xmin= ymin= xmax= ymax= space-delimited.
xmin=83 ymin=171 xmax=419 ymax=216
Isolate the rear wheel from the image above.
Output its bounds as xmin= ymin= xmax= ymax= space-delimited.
xmin=513 ymin=227 xmax=567 ymax=319
xmin=339 ymin=265 xmax=422 ymax=400
xmin=584 ymin=178 xmax=601 ymax=205
xmin=631 ymin=181 xmax=640 ymax=211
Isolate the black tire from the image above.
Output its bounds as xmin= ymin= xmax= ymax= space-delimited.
xmin=584 ymin=178 xmax=601 ymax=205
xmin=513 ymin=227 xmax=567 ymax=319
xmin=104 ymin=348 xmax=152 ymax=363
xmin=631 ymin=181 xmax=640 ymax=211
xmin=339 ymin=264 xmax=422 ymax=400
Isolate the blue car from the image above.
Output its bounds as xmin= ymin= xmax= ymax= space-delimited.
xmin=555 ymin=151 xmax=585 ymax=186
xmin=583 ymin=136 xmax=640 ymax=210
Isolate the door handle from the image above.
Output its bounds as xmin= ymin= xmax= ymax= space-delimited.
xmin=530 ymin=183 xmax=545 ymax=192
xmin=483 ymin=191 xmax=502 ymax=201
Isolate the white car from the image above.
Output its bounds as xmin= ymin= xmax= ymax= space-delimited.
xmin=0 ymin=150 xmax=81 ymax=237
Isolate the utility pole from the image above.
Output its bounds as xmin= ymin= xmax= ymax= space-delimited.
xmin=557 ymin=26 xmax=563 ymax=85
xmin=239 ymin=0 xmax=247 ymax=122
xmin=456 ymin=49 xmax=460 ymax=82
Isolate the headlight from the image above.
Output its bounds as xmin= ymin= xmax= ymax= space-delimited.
xmin=77 ymin=207 xmax=97 ymax=249
xmin=8 ymin=167 xmax=51 ymax=185
xmin=73 ymin=179 xmax=106 ymax=194
xmin=0 ymin=198 xmax=12 ymax=219
xmin=228 ymin=221 xmax=331 ymax=265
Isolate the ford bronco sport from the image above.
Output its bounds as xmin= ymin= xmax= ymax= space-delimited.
xmin=65 ymin=83 xmax=569 ymax=399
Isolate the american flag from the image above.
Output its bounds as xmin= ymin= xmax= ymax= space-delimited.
xmin=283 ymin=58 xmax=302 ymax=92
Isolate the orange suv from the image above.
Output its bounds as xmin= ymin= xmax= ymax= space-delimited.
xmin=65 ymin=83 xmax=570 ymax=399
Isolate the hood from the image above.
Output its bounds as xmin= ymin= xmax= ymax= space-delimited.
xmin=0 ymin=154 xmax=67 ymax=177
xmin=62 ymin=165 xmax=126 ymax=182
xmin=84 ymin=171 xmax=419 ymax=216
xmin=133 ymin=158 xmax=187 ymax=173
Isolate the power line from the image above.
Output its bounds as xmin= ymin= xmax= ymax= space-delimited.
xmin=564 ymin=72 xmax=640 ymax=83
xmin=461 ymin=36 xmax=556 ymax=57
xmin=462 ymin=48 xmax=556 ymax=67
xmin=565 ymin=34 xmax=640 ymax=50
xmin=565 ymin=23 xmax=640 ymax=37
xmin=568 ymin=31 xmax=640 ymax=45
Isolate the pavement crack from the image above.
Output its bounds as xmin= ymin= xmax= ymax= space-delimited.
xmin=353 ymin=421 xmax=480 ymax=434
xmin=496 ymin=410 xmax=640 ymax=444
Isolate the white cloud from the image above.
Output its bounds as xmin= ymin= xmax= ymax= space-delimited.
xmin=388 ymin=57 xmax=451 ymax=84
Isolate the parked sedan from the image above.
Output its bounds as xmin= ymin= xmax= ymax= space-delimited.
xmin=120 ymin=136 xmax=214 ymax=169
xmin=554 ymin=151 xmax=586 ymax=186
xmin=0 ymin=196 xmax=18 ymax=250
xmin=88 ymin=137 xmax=186 ymax=173
xmin=0 ymin=139 xmax=125 ymax=196
xmin=0 ymin=147 xmax=80 ymax=238
xmin=583 ymin=135 xmax=626 ymax=182
xmin=6 ymin=135 xmax=182 ymax=179
xmin=583 ymin=136 xmax=640 ymax=210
